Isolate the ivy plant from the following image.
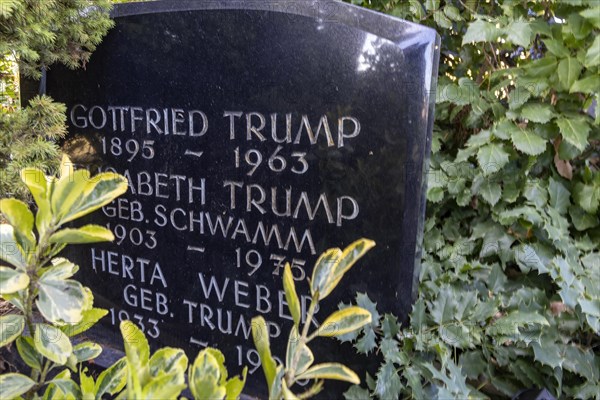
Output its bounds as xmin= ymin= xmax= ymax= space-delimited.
xmin=342 ymin=0 xmax=599 ymax=399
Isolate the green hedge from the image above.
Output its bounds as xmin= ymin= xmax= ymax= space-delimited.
xmin=342 ymin=0 xmax=599 ymax=398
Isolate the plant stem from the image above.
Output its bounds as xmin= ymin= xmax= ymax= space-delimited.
xmin=287 ymin=294 xmax=318 ymax=387
xmin=23 ymin=226 xmax=55 ymax=400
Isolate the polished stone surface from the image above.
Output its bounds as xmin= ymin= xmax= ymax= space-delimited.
xmin=41 ymin=1 xmax=439 ymax=396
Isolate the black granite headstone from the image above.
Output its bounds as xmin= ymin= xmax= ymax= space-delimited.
xmin=38 ymin=1 xmax=439 ymax=396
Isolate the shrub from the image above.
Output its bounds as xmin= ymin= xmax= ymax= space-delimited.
xmin=342 ymin=0 xmax=599 ymax=398
xmin=0 ymin=0 xmax=114 ymax=201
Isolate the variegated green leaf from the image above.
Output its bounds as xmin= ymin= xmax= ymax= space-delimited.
xmin=34 ymin=323 xmax=73 ymax=365
xmin=0 ymin=373 xmax=36 ymax=399
xmin=49 ymin=224 xmax=114 ymax=245
xmin=73 ymin=341 xmax=102 ymax=363
xmin=16 ymin=337 xmax=42 ymax=370
xmin=149 ymin=347 xmax=188 ymax=381
xmin=0 ymin=314 xmax=25 ymax=347
xmin=189 ymin=349 xmax=226 ymax=400
xmin=319 ymin=307 xmax=372 ymax=337
xmin=251 ymin=316 xmax=277 ymax=393
xmin=95 ymin=357 xmax=127 ymax=398
xmin=60 ymin=172 xmax=128 ymax=224
xmin=286 ymin=326 xmax=314 ymax=375
xmin=0 ymin=198 xmax=35 ymax=252
xmin=37 ymin=265 xmax=86 ymax=324
xmin=0 ymin=266 xmax=30 ymax=294
xmin=283 ymin=263 xmax=301 ymax=327
xmin=20 ymin=168 xmax=52 ymax=234
xmin=0 ymin=225 xmax=27 ymax=269
xmin=296 ymin=363 xmax=360 ymax=384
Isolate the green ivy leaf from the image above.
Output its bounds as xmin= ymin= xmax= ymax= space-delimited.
xmin=510 ymin=127 xmax=547 ymax=156
xmin=570 ymin=74 xmax=600 ymax=94
xmin=584 ymin=35 xmax=600 ymax=67
xmin=479 ymin=180 xmax=502 ymax=206
xmin=557 ymin=57 xmax=583 ymax=90
xmin=463 ymin=19 xmax=501 ymax=45
xmin=477 ymin=143 xmax=510 ymax=175
xmin=548 ymin=178 xmax=571 ymax=214
xmin=556 ymin=117 xmax=591 ymax=151
xmin=505 ymin=19 xmax=532 ymax=47
xmin=573 ymin=181 xmax=600 ymax=214
xmin=519 ymin=103 xmax=555 ymax=123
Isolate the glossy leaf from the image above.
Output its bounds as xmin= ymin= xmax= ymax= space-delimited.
xmin=0 ymin=314 xmax=25 ymax=347
xmin=0 ymin=266 xmax=30 ymax=294
xmin=476 ymin=143 xmax=510 ymax=175
xmin=189 ymin=349 xmax=226 ymax=400
xmin=0 ymin=198 xmax=35 ymax=252
xmin=319 ymin=239 xmax=376 ymax=300
xmin=557 ymin=57 xmax=582 ymax=90
xmin=61 ymin=307 xmax=107 ymax=337
xmin=0 ymin=225 xmax=27 ymax=269
xmin=286 ymin=326 xmax=314 ymax=375
xmin=37 ymin=261 xmax=86 ymax=324
xmin=49 ymin=224 xmax=114 ymax=244
xmin=95 ymin=357 xmax=128 ymax=398
xmin=20 ymin=167 xmax=52 ymax=228
xmin=462 ymin=19 xmax=500 ymax=44
xmin=73 ymin=341 xmax=102 ymax=363
xmin=283 ymin=263 xmax=301 ymax=327
xmin=16 ymin=336 xmax=42 ymax=371
xmin=225 ymin=366 xmax=247 ymax=400
xmin=60 ymin=172 xmax=128 ymax=224
xmin=297 ymin=363 xmax=360 ymax=384
xmin=0 ymin=373 xmax=36 ymax=399
xmin=149 ymin=347 xmax=188 ymax=382
xmin=310 ymin=248 xmax=342 ymax=299
xmin=319 ymin=307 xmax=372 ymax=337
xmin=34 ymin=323 xmax=73 ymax=365
xmin=251 ymin=316 xmax=277 ymax=393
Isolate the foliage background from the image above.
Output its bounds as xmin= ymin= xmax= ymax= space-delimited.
xmin=1 ymin=0 xmax=599 ymax=398
xmin=341 ymin=0 xmax=599 ymax=399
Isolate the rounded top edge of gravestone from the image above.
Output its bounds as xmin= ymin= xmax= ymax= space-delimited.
xmin=111 ymin=0 xmax=440 ymax=45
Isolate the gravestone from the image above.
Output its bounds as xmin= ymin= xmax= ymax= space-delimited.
xmin=34 ymin=0 xmax=439 ymax=396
